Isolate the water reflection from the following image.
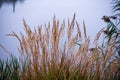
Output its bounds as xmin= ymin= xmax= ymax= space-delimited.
xmin=0 ymin=0 xmax=25 ymax=12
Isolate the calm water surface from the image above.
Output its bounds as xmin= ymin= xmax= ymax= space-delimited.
xmin=0 ymin=0 xmax=113 ymax=60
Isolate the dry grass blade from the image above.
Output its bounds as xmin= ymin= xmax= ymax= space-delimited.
xmin=83 ymin=21 xmax=87 ymax=40
xmin=0 ymin=44 xmax=9 ymax=54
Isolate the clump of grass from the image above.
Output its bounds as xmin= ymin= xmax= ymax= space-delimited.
xmin=0 ymin=55 xmax=20 ymax=80
xmin=0 ymin=14 xmax=120 ymax=80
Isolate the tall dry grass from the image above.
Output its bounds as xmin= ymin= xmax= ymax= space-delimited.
xmin=1 ymin=14 xmax=120 ymax=80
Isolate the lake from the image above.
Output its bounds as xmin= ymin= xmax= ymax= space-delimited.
xmin=0 ymin=0 xmax=113 ymax=60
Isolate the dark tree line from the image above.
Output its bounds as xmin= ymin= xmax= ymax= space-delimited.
xmin=0 ymin=0 xmax=25 ymax=12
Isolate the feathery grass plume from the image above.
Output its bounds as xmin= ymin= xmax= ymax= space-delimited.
xmin=76 ymin=21 xmax=82 ymax=38
xmin=94 ymin=28 xmax=104 ymax=45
